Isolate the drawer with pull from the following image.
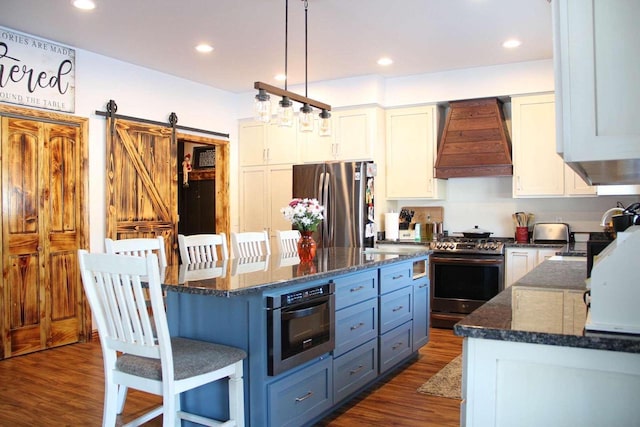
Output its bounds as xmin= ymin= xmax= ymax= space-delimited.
xmin=379 ymin=262 xmax=412 ymax=294
xmin=334 ymin=298 xmax=378 ymax=357
xmin=379 ymin=285 xmax=413 ymax=334
xmin=334 ymin=270 xmax=378 ymax=310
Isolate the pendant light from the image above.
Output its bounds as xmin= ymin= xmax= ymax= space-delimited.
xmin=253 ymin=0 xmax=331 ymax=136
xmin=319 ymin=109 xmax=331 ymax=136
xmin=254 ymin=89 xmax=271 ymax=123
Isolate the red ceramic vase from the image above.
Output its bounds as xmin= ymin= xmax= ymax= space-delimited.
xmin=297 ymin=230 xmax=317 ymax=262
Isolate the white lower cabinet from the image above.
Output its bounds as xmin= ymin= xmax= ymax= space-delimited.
xmin=505 ymin=247 xmax=561 ymax=288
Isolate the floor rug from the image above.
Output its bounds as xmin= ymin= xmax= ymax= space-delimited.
xmin=417 ymin=355 xmax=462 ymax=399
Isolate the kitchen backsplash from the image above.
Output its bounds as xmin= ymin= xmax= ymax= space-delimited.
xmin=386 ymin=177 xmax=639 ymax=239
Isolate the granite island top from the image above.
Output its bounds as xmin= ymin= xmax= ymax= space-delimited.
xmin=454 ymin=259 xmax=640 ymax=354
xmin=160 ymin=247 xmax=431 ymax=297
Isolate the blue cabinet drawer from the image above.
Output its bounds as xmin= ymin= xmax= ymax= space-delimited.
xmin=379 ymin=262 xmax=412 ymax=294
xmin=334 ymin=298 xmax=378 ymax=357
xmin=379 ymin=286 xmax=413 ymax=334
xmin=379 ymin=321 xmax=413 ymax=374
xmin=267 ymin=356 xmax=333 ymax=427
xmin=334 ymin=270 xmax=378 ymax=310
xmin=333 ymin=339 xmax=378 ymax=403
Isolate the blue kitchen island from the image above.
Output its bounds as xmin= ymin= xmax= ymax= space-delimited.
xmin=162 ymin=247 xmax=431 ymax=427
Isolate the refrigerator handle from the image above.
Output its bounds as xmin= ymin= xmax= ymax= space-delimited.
xmin=318 ymin=172 xmax=325 ymax=205
xmin=323 ymin=172 xmax=332 ymax=246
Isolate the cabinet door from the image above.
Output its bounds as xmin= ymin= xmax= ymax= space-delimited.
xmin=267 ymin=165 xmax=293 ymax=244
xmin=239 ymin=121 xmax=266 ymax=167
xmin=386 ymin=106 xmax=442 ymax=199
xmin=536 ymin=248 xmax=560 ymax=266
xmin=239 ymin=166 xmax=268 ymax=232
xmin=412 ymin=278 xmax=430 ymax=351
xmin=333 ymin=108 xmax=374 ymax=160
xmin=554 ymin=0 xmax=640 ymax=163
xmin=300 ymin=123 xmax=336 ymax=162
xmin=512 ymin=94 xmax=565 ymax=197
xmin=265 ymin=122 xmax=298 ymax=165
xmin=505 ymin=248 xmax=537 ymax=287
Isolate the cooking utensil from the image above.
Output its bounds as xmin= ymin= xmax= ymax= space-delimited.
xmin=462 ymin=225 xmax=492 ymax=238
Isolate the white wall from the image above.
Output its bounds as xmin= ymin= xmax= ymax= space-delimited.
xmin=8 ymin=40 xmax=638 ymax=247
xmin=74 ymin=50 xmax=239 ymax=252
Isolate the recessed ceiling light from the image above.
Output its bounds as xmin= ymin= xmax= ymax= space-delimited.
xmin=377 ymin=57 xmax=393 ymax=66
xmin=72 ymin=0 xmax=96 ymax=10
xmin=195 ymin=44 xmax=214 ymax=53
xmin=275 ymin=74 xmax=287 ymax=81
xmin=502 ymin=39 xmax=522 ymax=49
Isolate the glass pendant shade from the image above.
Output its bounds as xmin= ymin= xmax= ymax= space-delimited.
xmin=318 ymin=109 xmax=332 ymax=137
xmin=299 ymin=104 xmax=314 ymax=133
xmin=278 ymin=96 xmax=294 ymax=127
xmin=254 ymin=89 xmax=271 ymax=123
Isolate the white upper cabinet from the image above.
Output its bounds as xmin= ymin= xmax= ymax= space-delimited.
xmin=239 ymin=120 xmax=299 ymax=167
xmin=301 ymin=106 xmax=381 ymax=162
xmin=385 ymin=105 xmax=446 ymax=199
xmin=553 ymin=0 xmax=640 ymax=185
xmin=511 ymin=94 xmax=595 ymax=198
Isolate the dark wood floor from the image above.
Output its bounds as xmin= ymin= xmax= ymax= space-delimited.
xmin=0 ymin=328 xmax=462 ymax=426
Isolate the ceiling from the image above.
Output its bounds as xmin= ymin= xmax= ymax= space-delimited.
xmin=0 ymin=0 xmax=553 ymax=94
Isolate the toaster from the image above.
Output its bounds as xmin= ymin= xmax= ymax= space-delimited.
xmin=532 ymin=223 xmax=570 ymax=243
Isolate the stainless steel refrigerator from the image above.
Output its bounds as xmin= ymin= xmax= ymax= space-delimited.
xmin=292 ymin=162 xmax=375 ymax=248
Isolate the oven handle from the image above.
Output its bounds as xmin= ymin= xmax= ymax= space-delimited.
xmin=281 ymin=299 xmax=329 ymax=320
xmin=432 ymin=256 xmax=503 ymax=265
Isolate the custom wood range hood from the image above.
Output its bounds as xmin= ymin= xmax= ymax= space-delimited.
xmin=435 ymin=97 xmax=512 ymax=178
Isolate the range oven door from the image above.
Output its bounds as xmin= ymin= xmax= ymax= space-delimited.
xmin=430 ymin=254 xmax=504 ymax=315
xmin=267 ymin=286 xmax=335 ymax=376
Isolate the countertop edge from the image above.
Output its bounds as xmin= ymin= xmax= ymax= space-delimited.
xmin=163 ymin=251 xmax=431 ymax=297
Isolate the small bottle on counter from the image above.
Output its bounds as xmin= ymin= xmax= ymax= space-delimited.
xmin=425 ymin=215 xmax=434 ymax=241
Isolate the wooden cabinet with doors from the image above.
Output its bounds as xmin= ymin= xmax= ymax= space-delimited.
xmin=0 ymin=105 xmax=89 ymax=359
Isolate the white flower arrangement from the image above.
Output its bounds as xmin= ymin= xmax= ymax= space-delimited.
xmin=281 ymin=198 xmax=324 ymax=232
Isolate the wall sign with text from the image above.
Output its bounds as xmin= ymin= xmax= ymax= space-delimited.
xmin=0 ymin=26 xmax=75 ymax=113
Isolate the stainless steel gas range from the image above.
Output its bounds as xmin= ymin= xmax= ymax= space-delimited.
xmin=429 ymin=237 xmax=506 ymax=328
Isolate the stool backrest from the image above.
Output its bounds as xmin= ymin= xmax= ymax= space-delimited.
xmin=104 ymin=236 xmax=167 ymax=270
xmin=178 ymin=233 xmax=229 ymax=264
xmin=231 ymin=231 xmax=271 ymax=257
xmin=276 ymin=229 xmax=301 ymax=255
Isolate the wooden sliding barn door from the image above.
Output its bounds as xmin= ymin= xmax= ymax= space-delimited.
xmin=0 ymin=108 xmax=89 ymax=359
xmin=106 ymin=118 xmax=178 ymax=265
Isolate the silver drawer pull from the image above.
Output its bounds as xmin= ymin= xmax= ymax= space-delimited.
xmin=392 ymin=341 xmax=404 ymax=350
xmin=350 ymin=322 xmax=365 ymax=330
xmin=350 ymin=285 xmax=365 ymax=292
xmin=392 ymin=274 xmax=404 ymax=280
xmin=392 ymin=305 xmax=404 ymax=312
xmin=418 ymin=283 xmax=428 ymax=289
xmin=295 ymin=391 xmax=314 ymax=402
xmin=350 ymin=365 xmax=364 ymax=375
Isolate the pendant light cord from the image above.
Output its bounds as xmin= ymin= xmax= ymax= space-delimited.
xmin=284 ymin=0 xmax=288 ymax=91
xmin=304 ymin=0 xmax=308 ymax=98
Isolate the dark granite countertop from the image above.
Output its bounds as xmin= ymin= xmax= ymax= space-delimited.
xmin=454 ymin=259 xmax=640 ymax=354
xmin=160 ymin=247 xmax=430 ymax=297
